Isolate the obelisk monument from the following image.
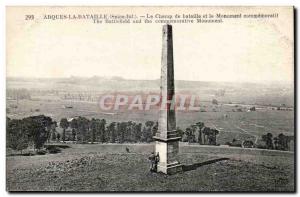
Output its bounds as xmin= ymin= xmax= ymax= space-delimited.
xmin=153 ymin=24 xmax=182 ymax=174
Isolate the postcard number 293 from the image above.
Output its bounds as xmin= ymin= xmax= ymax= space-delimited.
xmin=25 ymin=15 xmax=34 ymax=20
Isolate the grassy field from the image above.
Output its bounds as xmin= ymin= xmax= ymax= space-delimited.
xmin=7 ymin=98 xmax=294 ymax=146
xmin=6 ymin=144 xmax=295 ymax=192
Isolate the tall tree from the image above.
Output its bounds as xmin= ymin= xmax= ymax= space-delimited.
xmin=184 ymin=127 xmax=195 ymax=143
xmin=107 ymin=122 xmax=116 ymax=143
xmin=191 ymin=125 xmax=198 ymax=143
xmin=77 ymin=117 xmax=90 ymax=143
xmin=60 ymin=118 xmax=69 ymax=142
xmin=134 ymin=123 xmax=142 ymax=142
xmin=50 ymin=121 xmax=57 ymax=142
xmin=144 ymin=121 xmax=155 ymax=142
xmin=277 ymin=133 xmax=289 ymax=151
xmin=262 ymin=133 xmax=273 ymax=149
xmin=89 ymin=118 xmax=97 ymax=144
xmin=126 ymin=121 xmax=133 ymax=142
xmin=152 ymin=121 xmax=158 ymax=138
xmin=176 ymin=127 xmax=184 ymax=139
xmin=202 ymin=127 xmax=211 ymax=145
xmin=207 ymin=129 xmax=219 ymax=145
xmin=118 ymin=122 xmax=127 ymax=143
xmin=70 ymin=118 xmax=78 ymax=142
xmin=195 ymin=122 xmax=204 ymax=144
xmin=99 ymin=119 xmax=106 ymax=143
xmin=22 ymin=115 xmax=53 ymax=150
xmin=7 ymin=119 xmax=29 ymax=154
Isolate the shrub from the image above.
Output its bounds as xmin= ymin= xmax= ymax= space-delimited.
xmin=36 ymin=149 xmax=47 ymax=155
xmin=46 ymin=146 xmax=61 ymax=154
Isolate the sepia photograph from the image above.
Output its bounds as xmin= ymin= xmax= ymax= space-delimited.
xmin=5 ymin=6 xmax=295 ymax=192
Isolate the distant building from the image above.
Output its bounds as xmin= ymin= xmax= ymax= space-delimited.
xmin=249 ymin=106 xmax=256 ymax=111
xmin=63 ymin=105 xmax=73 ymax=109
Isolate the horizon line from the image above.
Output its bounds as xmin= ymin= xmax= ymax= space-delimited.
xmin=6 ymin=75 xmax=294 ymax=84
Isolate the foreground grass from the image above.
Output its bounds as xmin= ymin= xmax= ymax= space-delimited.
xmin=6 ymin=144 xmax=294 ymax=192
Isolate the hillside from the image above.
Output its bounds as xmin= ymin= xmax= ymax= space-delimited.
xmin=6 ymin=144 xmax=294 ymax=192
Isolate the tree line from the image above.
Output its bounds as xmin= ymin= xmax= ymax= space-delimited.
xmin=181 ymin=122 xmax=219 ymax=145
xmin=261 ymin=132 xmax=293 ymax=151
xmin=7 ymin=115 xmax=53 ymax=153
xmin=57 ymin=117 xmax=158 ymax=144
xmin=225 ymin=132 xmax=293 ymax=151
xmin=7 ymin=115 xmax=161 ymax=153
xmin=7 ymin=115 xmax=223 ymax=154
xmin=7 ymin=114 xmax=293 ymax=155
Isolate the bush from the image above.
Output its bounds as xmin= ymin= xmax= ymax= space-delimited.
xmin=36 ymin=149 xmax=47 ymax=155
xmin=46 ymin=146 xmax=61 ymax=154
xmin=256 ymin=144 xmax=267 ymax=149
xmin=22 ymin=152 xmax=34 ymax=156
xmin=212 ymin=99 xmax=218 ymax=105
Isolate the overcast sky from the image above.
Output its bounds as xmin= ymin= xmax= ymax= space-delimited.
xmin=7 ymin=6 xmax=293 ymax=83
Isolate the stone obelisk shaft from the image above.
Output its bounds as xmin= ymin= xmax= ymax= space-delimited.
xmin=153 ymin=24 xmax=182 ymax=175
xmin=158 ymin=24 xmax=176 ymax=137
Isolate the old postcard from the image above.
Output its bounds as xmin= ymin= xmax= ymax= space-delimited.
xmin=6 ymin=6 xmax=294 ymax=192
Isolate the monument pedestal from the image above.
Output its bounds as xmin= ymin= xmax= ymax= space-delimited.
xmin=153 ymin=130 xmax=182 ymax=175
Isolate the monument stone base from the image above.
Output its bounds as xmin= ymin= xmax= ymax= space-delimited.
xmin=157 ymin=162 xmax=183 ymax=175
xmin=153 ymin=132 xmax=182 ymax=175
